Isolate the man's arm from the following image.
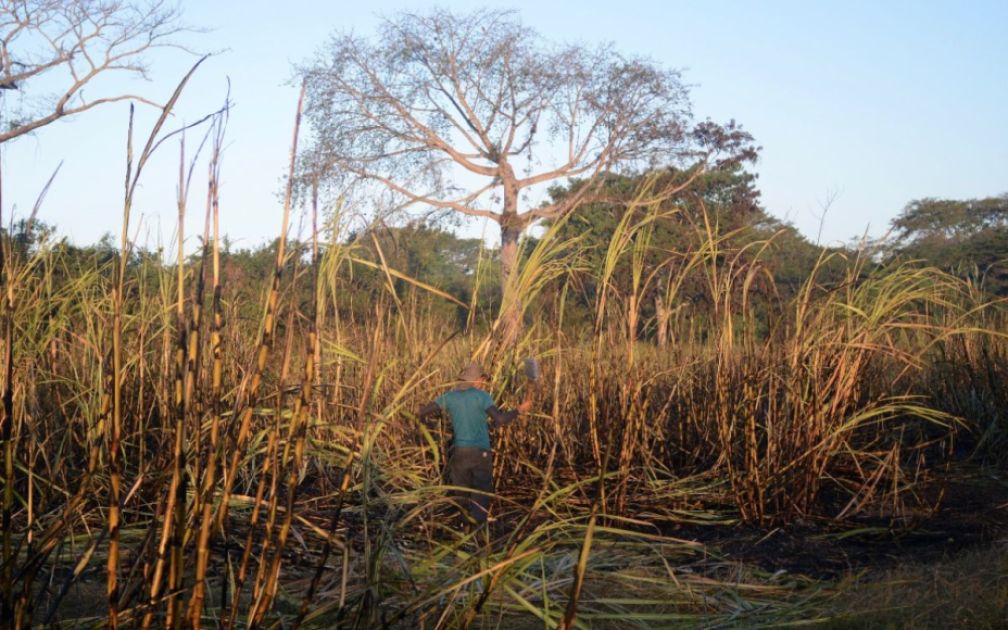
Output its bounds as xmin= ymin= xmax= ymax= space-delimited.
xmin=486 ymin=405 xmax=518 ymax=428
xmin=417 ymin=401 xmax=442 ymax=421
xmin=486 ymin=397 xmax=533 ymax=428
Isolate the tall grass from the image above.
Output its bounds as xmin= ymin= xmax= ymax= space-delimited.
xmin=0 ymin=86 xmax=1004 ymax=627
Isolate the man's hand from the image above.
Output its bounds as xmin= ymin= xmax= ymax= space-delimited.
xmin=517 ymin=397 xmax=533 ymax=415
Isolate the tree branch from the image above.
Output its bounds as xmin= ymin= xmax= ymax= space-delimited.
xmin=0 ymin=0 xmax=192 ymax=143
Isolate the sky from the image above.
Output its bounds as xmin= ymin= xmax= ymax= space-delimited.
xmin=3 ymin=0 xmax=1006 ymax=251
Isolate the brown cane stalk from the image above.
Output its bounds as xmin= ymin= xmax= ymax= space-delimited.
xmin=163 ymin=133 xmax=191 ymax=630
xmin=220 ymin=87 xmax=305 ymax=624
xmin=213 ymin=82 xmax=305 ymax=537
xmin=0 ymin=153 xmax=15 ymax=626
xmin=106 ymin=102 xmax=134 ymax=630
xmin=112 ymin=56 xmax=208 ymax=630
xmin=251 ymin=194 xmax=323 ymax=626
xmin=187 ymin=114 xmax=227 ymax=628
xmin=249 ymin=323 xmax=316 ymax=626
xmin=246 ymin=310 xmax=298 ymax=622
xmin=222 ymin=401 xmax=283 ymax=630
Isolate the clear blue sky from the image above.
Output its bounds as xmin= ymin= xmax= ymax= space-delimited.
xmin=4 ymin=0 xmax=1006 ymax=250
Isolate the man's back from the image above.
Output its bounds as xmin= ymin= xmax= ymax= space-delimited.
xmin=435 ymin=387 xmax=494 ymax=449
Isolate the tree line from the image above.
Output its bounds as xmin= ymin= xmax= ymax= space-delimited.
xmin=7 ymin=181 xmax=1004 ymax=350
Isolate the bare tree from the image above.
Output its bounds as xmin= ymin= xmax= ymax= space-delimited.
xmin=300 ymin=9 xmax=744 ymax=337
xmin=0 ymin=0 xmax=190 ymax=144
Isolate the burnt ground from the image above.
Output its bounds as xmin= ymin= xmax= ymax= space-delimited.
xmin=33 ymin=465 xmax=1008 ymax=626
xmin=670 ymin=465 xmax=1008 ymax=581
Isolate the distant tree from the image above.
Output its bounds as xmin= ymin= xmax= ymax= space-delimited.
xmin=893 ymin=195 xmax=1008 ymax=241
xmin=3 ymin=217 xmax=54 ymax=255
xmin=548 ymin=164 xmax=758 ymax=273
xmin=545 ymin=164 xmax=860 ymax=342
xmin=366 ymin=223 xmax=486 ymax=289
xmin=0 ymin=0 xmax=189 ymax=143
xmin=347 ymin=223 xmax=495 ymax=328
xmin=890 ymin=194 xmax=1008 ymax=295
xmin=299 ymin=8 xmax=753 ymax=340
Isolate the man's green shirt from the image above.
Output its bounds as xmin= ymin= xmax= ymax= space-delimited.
xmin=435 ymin=386 xmax=495 ymax=450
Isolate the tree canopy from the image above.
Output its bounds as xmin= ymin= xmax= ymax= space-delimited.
xmin=893 ymin=195 xmax=1008 ymax=243
xmin=889 ymin=194 xmax=1008 ymax=295
xmin=300 ymin=9 xmax=695 ymax=223
xmin=298 ymin=8 xmax=754 ymax=340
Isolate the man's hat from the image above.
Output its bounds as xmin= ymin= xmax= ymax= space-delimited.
xmin=459 ymin=363 xmax=485 ymax=382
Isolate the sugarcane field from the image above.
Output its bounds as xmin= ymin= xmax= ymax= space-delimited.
xmin=2 ymin=2 xmax=1007 ymax=628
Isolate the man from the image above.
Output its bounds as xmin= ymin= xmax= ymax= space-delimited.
xmin=418 ymin=363 xmax=532 ymax=525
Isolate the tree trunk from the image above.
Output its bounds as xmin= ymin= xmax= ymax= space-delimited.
xmin=498 ymin=162 xmax=523 ymax=347
xmin=499 ymin=220 xmax=522 ymax=346
xmin=656 ymin=294 xmax=671 ymax=348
